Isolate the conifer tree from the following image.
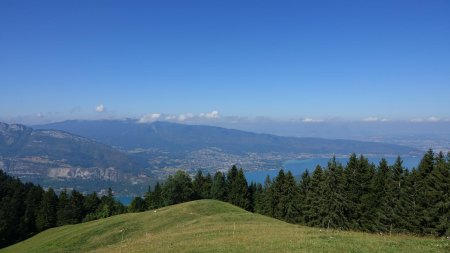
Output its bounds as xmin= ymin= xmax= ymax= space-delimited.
xmin=304 ymin=165 xmax=325 ymax=226
xmin=322 ymin=157 xmax=348 ymax=229
xmin=56 ymin=190 xmax=72 ymax=226
xmin=129 ymin=197 xmax=147 ymax=212
xmin=211 ymin=171 xmax=227 ymax=201
xmin=162 ymin=171 xmax=193 ymax=205
xmin=281 ymin=171 xmax=301 ymax=223
xmin=297 ymin=170 xmax=311 ymax=223
xmin=391 ymin=156 xmax=406 ymax=232
xmin=260 ymin=175 xmax=275 ymax=216
xmin=145 ymin=182 xmax=164 ymax=210
xmin=192 ymin=170 xmax=206 ymax=200
xmin=226 ymin=166 xmax=250 ymax=210
xmin=36 ymin=188 xmax=58 ymax=231
xmin=371 ymin=158 xmax=395 ymax=233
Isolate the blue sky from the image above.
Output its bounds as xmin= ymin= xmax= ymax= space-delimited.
xmin=1 ymin=0 xmax=449 ymax=124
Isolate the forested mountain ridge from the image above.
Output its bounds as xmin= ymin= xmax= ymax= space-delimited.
xmin=0 ymin=122 xmax=144 ymax=181
xmin=36 ymin=120 xmax=420 ymax=155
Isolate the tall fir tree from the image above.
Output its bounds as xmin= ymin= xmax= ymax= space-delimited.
xmin=304 ymin=165 xmax=325 ymax=226
xmin=322 ymin=157 xmax=348 ymax=229
xmin=226 ymin=166 xmax=250 ymax=210
xmin=36 ymin=188 xmax=58 ymax=231
xmin=211 ymin=171 xmax=227 ymax=201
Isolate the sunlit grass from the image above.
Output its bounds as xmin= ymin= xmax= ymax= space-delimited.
xmin=2 ymin=200 xmax=449 ymax=253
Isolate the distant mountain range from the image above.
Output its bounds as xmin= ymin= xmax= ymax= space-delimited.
xmin=0 ymin=122 xmax=144 ymax=182
xmin=36 ymin=120 xmax=420 ymax=155
xmin=0 ymin=120 xmax=421 ymax=194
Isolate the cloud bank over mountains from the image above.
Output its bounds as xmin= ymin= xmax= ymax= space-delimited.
xmin=138 ymin=110 xmax=220 ymax=123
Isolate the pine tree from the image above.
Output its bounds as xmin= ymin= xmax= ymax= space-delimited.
xmin=226 ymin=166 xmax=250 ymax=210
xmin=272 ymin=169 xmax=286 ymax=220
xmin=322 ymin=157 xmax=348 ymax=229
xmin=192 ymin=170 xmax=206 ymax=200
xmin=36 ymin=188 xmax=58 ymax=231
xmin=70 ymin=190 xmax=85 ymax=223
xmin=371 ymin=158 xmax=395 ymax=233
xmin=304 ymin=165 xmax=325 ymax=226
xmin=145 ymin=182 xmax=164 ymax=210
xmin=297 ymin=170 xmax=311 ymax=223
xmin=129 ymin=197 xmax=147 ymax=212
xmin=211 ymin=171 xmax=227 ymax=201
xmin=83 ymin=192 xmax=100 ymax=217
xmin=345 ymin=154 xmax=376 ymax=231
xmin=253 ymin=183 xmax=264 ymax=214
xmin=391 ymin=156 xmax=406 ymax=232
xmin=162 ymin=171 xmax=193 ymax=205
xmin=22 ymin=185 xmax=43 ymax=236
xmin=281 ymin=171 xmax=301 ymax=223
xmin=399 ymin=169 xmax=421 ymax=234
xmin=428 ymin=151 xmax=450 ymax=235
xmin=416 ymin=149 xmax=436 ymax=234
xmin=260 ymin=175 xmax=275 ymax=216
xmin=56 ymin=190 xmax=72 ymax=226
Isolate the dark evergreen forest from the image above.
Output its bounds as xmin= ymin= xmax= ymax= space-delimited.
xmin=1 ymin=149 xmax=449 ymax=249
xmin=142 ymin=149 xmax=450 ymax=236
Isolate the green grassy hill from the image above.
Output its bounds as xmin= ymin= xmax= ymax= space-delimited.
xmin=2 ymin=200 xmax=448 ymax=253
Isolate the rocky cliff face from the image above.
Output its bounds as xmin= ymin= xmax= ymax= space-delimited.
xmin=0 ymin=122 xmax=143 ymax=181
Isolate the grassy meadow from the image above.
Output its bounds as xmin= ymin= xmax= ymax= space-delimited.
xmin=2 ymin=200 xmax=449 ymax=253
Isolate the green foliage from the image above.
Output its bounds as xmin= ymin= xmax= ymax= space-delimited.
xmin=129 ymin=197 xmax=147 ymax=212
xmin=210 ymin=171 xmax=227 ymax=201
xmin=162 ymin=171 xmax=194 ymax=205
xmin=0 ymin=172 xmax=125 ymax=249
xmin=36 ymin=188 xmax=58 ymax=232
xmin=226 ymin=166 xmax=250 ymax=210
xmin=2 ymin=150 xmax=450 ymax=250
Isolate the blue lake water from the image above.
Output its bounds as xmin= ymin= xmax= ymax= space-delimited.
xmin=116 ymin=156 xmax=423 ymax=205
xmin=245 ymin=156 xmax=422 ymax=184
xmin=115 ymin=196 xmax=134 ymax=206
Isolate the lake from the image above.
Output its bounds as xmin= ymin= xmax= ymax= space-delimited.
xmin=116 ymin=156 xmax=423 ymax=205
xmin=245 ymin=156 xmax=422 ymax=184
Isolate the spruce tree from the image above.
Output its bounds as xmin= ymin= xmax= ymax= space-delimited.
xmin=129 ymin=197 xmax=147 ymax=212
xmin=162 ymin=171 xmax=193 ymax=205
xmin=281 ymin=171 xmax=301 ymax=223
xmin=297 ymin=170 xmax=311 ymax=223
xmin=226 ymin=166 xmax=250 ymax=210
xmin=391 ymin=156 xmax=406 ymax=232
xmin=192 ymin=170 xmax=206 ymax=200
xmin=304 ymin=165 xmax=325 ymax=226
xmin=273 ymin=169 xmax=286 ymax=220
xmin=322 ymin=157 xmax=348 ymax=229
xmin=56 ymin=190 xmax=72 ymax=226
xmin=371 ymin=158 xmax=395 ymax=233
xmin=211 ymin=171 xmax=227 ymax=201
xmin=36 ymin=188 xmax=58 ymax=231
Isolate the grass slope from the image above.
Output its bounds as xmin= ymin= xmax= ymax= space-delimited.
xmin=2 ymin=200 xmax=449 ymax=253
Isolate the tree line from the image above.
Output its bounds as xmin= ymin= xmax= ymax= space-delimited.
xmin=1 ymin=149 xmax=448 ymax=248
xmin=138 ymin=149 xmax=449 ymax=236
xmin=0 ymin=173 xmax=126 ymax=248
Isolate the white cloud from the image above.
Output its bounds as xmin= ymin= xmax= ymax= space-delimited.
xmin=165 ymin=115 xmax=177 ymax=121
xmin=380 ymin=118 xmax=390 ymax=122
xmin=411 ymin=116 xmax=441 ymax=122
xmin=95 ymin=104 xmax=105 ymax=113
xmin=178 ymin=113 xmax=194 ymax=122
xmin=138 ymin=113 xmax=161 ymax=123
xmin=362 ymin=117 xmax=379 ymax=122
xmin=302 ymin=118 xmax=323 ymax=123
xmin=426 ymin=116 xmax=440 ymax=122
xmin=199 ymin=110 xmax=220 ymax=119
